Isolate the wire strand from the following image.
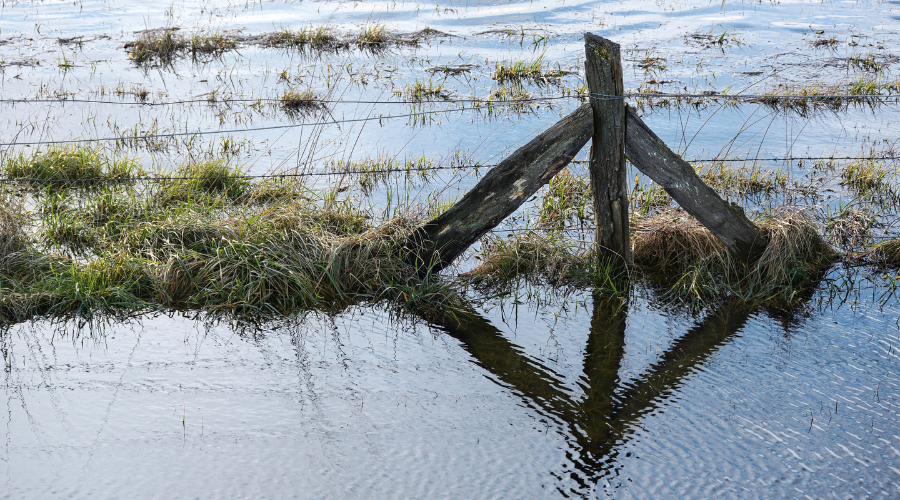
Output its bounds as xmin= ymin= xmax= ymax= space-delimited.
xmin=0 ymin=164 xmax=491 ymax=184
xmin=0 ymin=95 xmax=578 ymax=107
xmin=0 ymin=102 xmax=533 ymax=147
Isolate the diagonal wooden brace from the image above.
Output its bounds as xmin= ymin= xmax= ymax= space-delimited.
xmin=405 ymin=103 xmax=593 ymax=274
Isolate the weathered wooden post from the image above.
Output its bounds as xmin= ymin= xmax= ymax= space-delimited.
xmin=585 ymin=33 xmax=630 ymax=263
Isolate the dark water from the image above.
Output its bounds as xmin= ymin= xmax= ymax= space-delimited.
xmin=2 ymin=271 xmax=899 ymax=498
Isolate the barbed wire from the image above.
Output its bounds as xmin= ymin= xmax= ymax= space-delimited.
xmin=0 ymin=164 xmax=491 ymax=184
xmin=0 ymin=95 xmax=578 ymax=107
xmin=599 ymin=92 xmax=900 ymax=101
xmin=0 ymin=102 xmax=527 ymax=147
xmin=4 ymin=90 xmax=900 ymax=108
xmin=2 ymin=153 xmax=897 ymax=185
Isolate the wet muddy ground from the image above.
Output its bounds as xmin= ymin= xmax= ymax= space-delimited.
xmin=2 ymin=0 xmax=900 ymax=497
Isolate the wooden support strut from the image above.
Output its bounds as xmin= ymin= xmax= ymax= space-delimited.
xmin=584 ymin=33 xmax=630 ymax=263
xmin=405 ymin=103 xmax=593 ymax=274
xmin=624 ymin=105 xmax=768 ymax=263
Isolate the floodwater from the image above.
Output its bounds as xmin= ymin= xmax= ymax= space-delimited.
xmin=2 ymin=0 xmax=900 ymax=497
xmin=3 ymin=278 xmax=900 ymax=498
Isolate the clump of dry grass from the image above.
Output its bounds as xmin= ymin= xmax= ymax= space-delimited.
xmin=632 ymin=209 xmax=834 ymax=305
xmin=824 ymin=203 xmax=876 ymax=251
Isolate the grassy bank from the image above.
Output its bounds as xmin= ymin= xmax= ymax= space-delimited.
xmin=1 ymin=146 xmax=893 ymax=323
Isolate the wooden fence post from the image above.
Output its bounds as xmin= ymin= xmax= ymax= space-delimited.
xmin=585 ymin=33 xmax=630 ymax=264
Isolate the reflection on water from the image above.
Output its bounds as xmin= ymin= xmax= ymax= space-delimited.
xmin=1 ymin=277 xmax=899 ymax=498
xmin=435 ymin=296 xmax=755 ymax=494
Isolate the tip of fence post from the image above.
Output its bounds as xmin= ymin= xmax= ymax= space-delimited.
xmin=584 ymin=33 xmax=620 ymax=64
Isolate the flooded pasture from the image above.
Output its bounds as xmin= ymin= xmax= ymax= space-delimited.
xmin=2 ymin=0 xmax=900 ymax=497
xmin=3 ymin=282 xmax=900 ymax=498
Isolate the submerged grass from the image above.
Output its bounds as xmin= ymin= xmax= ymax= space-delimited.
xmin=0 ymin=151 xmax=876 ymax=322
xmin=396 ymin=79 xmax=450 ymax=101
xmin=539 ymin=169 xmax=592 ymax=226
xmin=266 ymin=26 xmax=339 ymax=51
xmin=698 ymin=162 xmax=789 ymax=196
xmin=753 ymin=78 xmax=900 ymax=115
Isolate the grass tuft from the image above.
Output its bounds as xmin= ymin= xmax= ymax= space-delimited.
xmin=280 ymin=89 xmax=325 ymax=115
xmin=873 ymin=239 xmax=900 ymax=266
xmin=539 ymin=169 xmax=592 ymax=226
xmin=356 ymin=24 xmax=389 ymax=48
xmin=266 ymin=26 xmax=338 ymax=51
xmin=493 ymin=54 xmax=567 ymax=85
xmin=396 ymin=79 xmax=450 ymax=101
xmin=4 ymin=147 xmax=142 ymax=191
xmin=632 ymin=209 xmax=834 ymax=307
xmin=126 ymin=28 xmax=235 ymax=65
xmin=467 ymin=232 xmax=593 ymax=286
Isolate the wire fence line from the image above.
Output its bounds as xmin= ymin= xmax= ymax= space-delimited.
xmin=0 ymin=95 xmax=578 ymax=107
xmin=0 ymin=164 xmax=490 ymax=184
xmin=3 ymin=91 xmax=900 ymax=107
xmin=1 ymin=154 xmax=898 ymax=185
xmin=0 ymin=103 xmax=521 ymax=147
xmin=595 ymin=92 xmax=900 ymax=101
xmin=2 ymin=89 xmax=899 ymax=147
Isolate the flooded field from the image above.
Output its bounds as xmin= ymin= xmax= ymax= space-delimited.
xmin=2 ymin=0 xmax=900 ymax=497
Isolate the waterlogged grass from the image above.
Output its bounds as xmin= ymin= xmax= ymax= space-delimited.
xmin=493 ymin=54 xmax=567 ymax=85
xmin=326 ymin=155 xmax=437 ymax=195
xmin=697 ymin=162 xmax=789 ymax=196
xmin=1 ymin=171 xmax=466 ymax=323
xmin=469 ymin=232 xmax=596 ymax=286
xmin=848 ymin=52 xmax=887 ymax=73
xmin=396 ymin=79 xmax=450 ymax=101
xmin=2 ymin=150 xmax=896 ymax=322
xmin=263 ymin=24 xmax=428 ymax=55
xmin=4 ymin=147 xmax=142 ymax=190
xmin=266 ymin=26 xmax=339 ymax=51
xmin=754 ymin=78 xmax=900 ymax=115
xmin=357 ymin=24 xmax=389 ymax=48
xmin=127 ymin=28 xmax=236 ymax=65
xmin=539 ymin=169 xmax=592 ymax=226
xmin=468 ymin=209 xmax=834 ymax=309
xmin=633 ymin=78 xmax=900 ymax=113
xmin=280 ymin=89 xmax=325 ymax=115
xmin=842 ymin=159 xmax=895 ymax=194
xmin=630 ymin=210 xmax=834 ymax=306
